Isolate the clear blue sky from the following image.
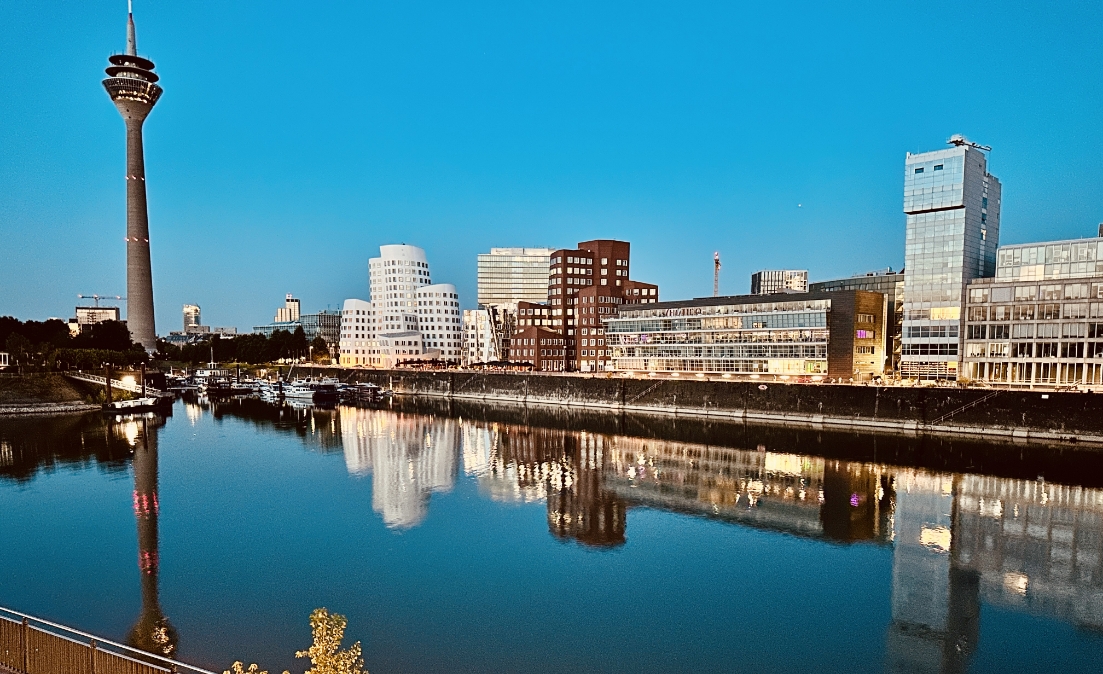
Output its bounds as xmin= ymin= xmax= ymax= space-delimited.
xmin=2 ymin=1 xmax=1101 ymax=331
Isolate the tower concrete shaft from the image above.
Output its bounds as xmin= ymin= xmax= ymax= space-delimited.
xmin=103 ymin=9 xmax=162 ymax=352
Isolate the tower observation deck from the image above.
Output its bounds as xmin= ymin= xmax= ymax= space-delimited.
xmin=103 ymin=4 xmax=162 ymax=352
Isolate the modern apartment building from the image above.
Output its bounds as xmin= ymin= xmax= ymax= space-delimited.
xmin=811 ymin=270 xmax=904 ymax=375
xmin=509 ymin=325 xmax=566 ymax=371
xmin=605 ymin=290 xmax=886 ymax=380
xmin=415 ymin=284 xmax=462 ymax=363
xmin=901 ymin=136 xmax=1001 ymax=380
xmin=751 ymin=270 xmax=809 ymax=295
xmin=339 ymin=299 xmax=379 ymax=367
xmin=962 ymin=232 xmax=1103 ymax=387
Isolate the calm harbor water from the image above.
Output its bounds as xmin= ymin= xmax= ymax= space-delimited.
xmin=1 ymin=397 xmax=1102 ymax=673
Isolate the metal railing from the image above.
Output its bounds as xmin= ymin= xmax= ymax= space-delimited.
xmin=65 ymin=373 xmax=166 ymax=398
xmin=929 ymin=390 xmax=1002 ymax=426
xmin=0 ymin=606 xmax=215 ymax=674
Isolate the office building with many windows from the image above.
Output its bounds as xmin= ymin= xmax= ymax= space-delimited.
xmin=962 ymin=232 xmax=1103 ymax=387
xmin=751 ymin=270 xmax=809 ymax=295
xmin=901 ymin=136 xmax=1001 ymax=380
xmin=476 ymin=247 xmax=554 ymax=307
xmin=605 ymin=290 xmax=886 ymax=380
xmin=542 ymin=239 xmax=659 ymax=371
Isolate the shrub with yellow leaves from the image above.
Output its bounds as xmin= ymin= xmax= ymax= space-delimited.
xmin=225 ymin=608 xmax=365 ymax=674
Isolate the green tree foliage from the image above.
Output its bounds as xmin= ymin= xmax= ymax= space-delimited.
xmin=310 ymin=335 xmax=330 ymax=360
xmin=157 ymin=327 xmax=324 ymax=365
xmin=71 ymin=320 xmax=134 ymax=351
xmin=0 ymin=316 xmax=143 ymax=370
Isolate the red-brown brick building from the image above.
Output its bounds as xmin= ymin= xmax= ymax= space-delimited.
xmin=513 ymin=239 xmax=658 ymax=372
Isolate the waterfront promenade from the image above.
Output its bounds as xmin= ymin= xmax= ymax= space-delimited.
xmin=302 ymin=368 xmax=1103 ymax=445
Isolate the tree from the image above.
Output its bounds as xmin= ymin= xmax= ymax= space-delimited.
xmin=296 ymin=608 xmax=364 ymax=674
xmin=310 ymin=335 xmax=330 ymax=361
xmin=5 ymin=333 xmax=32 ymax=365
xmin=72 ymin=320 xmax=133 ymax=351
xmin=223 ymin=608 xmax=365 ymax=674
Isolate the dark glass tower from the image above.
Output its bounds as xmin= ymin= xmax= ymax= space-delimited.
xmin=103 ymin=5 xmax=162 ymax=352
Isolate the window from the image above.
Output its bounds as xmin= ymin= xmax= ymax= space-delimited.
xmin=989 ymin=325 xmax=1010 ymax=340
xmin=934 ymin=164 xmax=943 ymax=171
xmin=968 ymin=307 xmax=988 ymax=322
xmin=856 ymin=346 xmax=876 ymax=355
xmin=967 ymin=325 xmax=987 ymax=340
xmin=1015 ymin=286 xmax=1038 ymax=301
xmin=1037 ymin=342 xmax=1059 ymax=358
xmin=915 ymin=167 xmax=925 ymax=174
xmin=1063 ymin=342 xmax=1086 ymax=358
xmin=1065 ymin=283 xmax=1090 ymax=300
xmin=930 ymin=307 xmax=960 ymax=320
xmin=1037 ymin=323 xmax=1060 ymax=338
xmin=1041 ymin=284 xmax=1062 ymax=301
xmin=857 ymin=314 xmax=875 ymax=323
xmin=1065 ymin=304 xmax=1089 ymax=319
xmin=968 ymin=288 xmax=989 ymax=303
xmin=1012 ymin=342 xmax=1033 ymax=358
xmin=1012 ymin=324 xmax=1034 ymax=339
xmin=856 ymin=330 xmax=875 ymax=339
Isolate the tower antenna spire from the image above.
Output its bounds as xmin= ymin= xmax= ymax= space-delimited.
xmin=126 ymin=1 xmax=137 ymax=56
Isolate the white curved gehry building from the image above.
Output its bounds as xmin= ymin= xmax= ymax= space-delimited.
xmin=340 ymin=244 xmax=463 ymax=367
xmin=339 ymin=298 xmax=379 ymax=367
xmin=371 ymin=244 xmax=432 ymax=334
xmin=417 ymin=283 xmax=462 ymax=362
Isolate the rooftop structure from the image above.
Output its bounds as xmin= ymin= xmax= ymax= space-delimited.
xmin=751 ymin=270 xmax=809 ymax=295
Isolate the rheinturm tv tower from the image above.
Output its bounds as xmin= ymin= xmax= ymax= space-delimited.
xmin=103 ymin=2 xmax=162 ymax=352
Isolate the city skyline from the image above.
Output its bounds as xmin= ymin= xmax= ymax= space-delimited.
xmin=2 ymin=2 xmax=1102 ymax=331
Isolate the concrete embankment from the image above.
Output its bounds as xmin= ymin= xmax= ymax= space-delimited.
xmin=0 ymin=374 xmax=99 ymax=415
xmin=317 ymin=369 xmax=1103 ymax=446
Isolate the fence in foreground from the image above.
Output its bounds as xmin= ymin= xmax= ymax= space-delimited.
xmin=0 ymin=606 xmax=214 ymax=674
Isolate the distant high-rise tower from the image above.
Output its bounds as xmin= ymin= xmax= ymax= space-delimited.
xmin=103 ymin=3 xmax=162 ymax=352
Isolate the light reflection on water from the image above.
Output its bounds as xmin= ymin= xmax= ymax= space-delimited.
xmin=1 ymin=396 xmax=1102 ymax=673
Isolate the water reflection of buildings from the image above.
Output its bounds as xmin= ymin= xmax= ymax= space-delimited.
xmin=605 ymin=438 xmax=893 ymax=544
xmin=460 ymin=422 xmax=626 ymax=547
xmin=340 ymin=407 xmax=458 ymax=528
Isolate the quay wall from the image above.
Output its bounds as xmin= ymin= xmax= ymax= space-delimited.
xmin=306 ymin=369 xmax=1103 ymax=445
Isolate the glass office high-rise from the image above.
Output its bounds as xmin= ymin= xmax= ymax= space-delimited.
xmin=900 ymin=137 xmax=1001 ymax=380
xmin=476 ymin=248 xmax=554 ymax=308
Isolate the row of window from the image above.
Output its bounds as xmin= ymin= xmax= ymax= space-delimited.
xmin=965 ymin=342 xmax=1103 ymax=359
xmin=970 ymin=282 xmax=1103 ymax=303
xmin=967 ymin=323 xmax=1103 ymax=339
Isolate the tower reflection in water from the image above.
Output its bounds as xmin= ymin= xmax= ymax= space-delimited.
xmin=337 ymin=405 xmax=1103 ymax=671
xmin=112 ymin=415 xmax=178 ymax=658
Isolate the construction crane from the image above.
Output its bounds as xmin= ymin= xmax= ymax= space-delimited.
xmin=713 ymin=252 xmax=721 ymax=297
xmin=77 ymin=294 xmax=126 ymax=307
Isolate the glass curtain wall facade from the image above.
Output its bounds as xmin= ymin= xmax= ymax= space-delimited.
xmin=476 ymin=248 xmax=554 ymax=307
xmin=901 ymin=141 xmax=1001 ymax=380
xmin=963 ymin=236 xmax=1103 ymax=387
xmin=607 ymin=299 xmax=829 ymax=375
